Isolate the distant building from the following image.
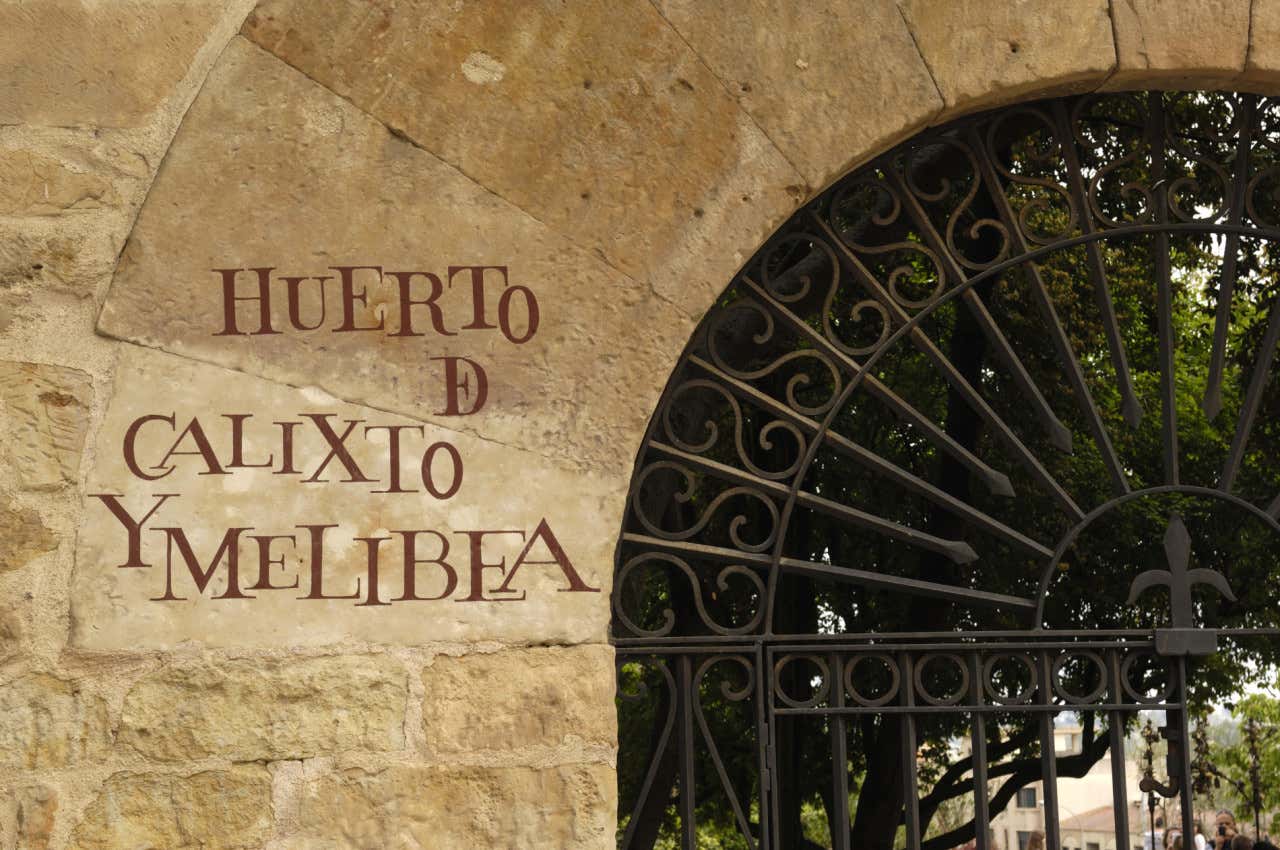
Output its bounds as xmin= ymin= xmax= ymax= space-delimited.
xmin=959 ymin=723 xmax=1153 ymax=850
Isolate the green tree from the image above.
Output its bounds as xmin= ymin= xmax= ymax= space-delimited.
xmin=1214 ymin=692 xmax=1280 ymax=836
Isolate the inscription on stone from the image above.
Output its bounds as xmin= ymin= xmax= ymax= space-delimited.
xmin=73 ymin=263 xmax=615 ymax=648
xmin=215 ymin=264 xmax=538 ymax=415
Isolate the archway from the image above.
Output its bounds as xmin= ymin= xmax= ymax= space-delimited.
xmin=613 ymin=90 xmax=1280 ymax=850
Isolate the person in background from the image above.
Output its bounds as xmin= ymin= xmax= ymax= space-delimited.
xmin=1026 ymin=832 xmax=1045 ymax=850
xmin=1215 ymin=811 xmax=1240 ymax=850
xmin=1232 ymin=835 xmax=1254 ymax=850
xmin=1146 ymin=816 xmax=1167 ymax=850
xmin=1196 ymin=823 xmax=1209 ymax=850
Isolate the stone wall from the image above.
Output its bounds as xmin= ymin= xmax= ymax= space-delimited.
xmin=1 ymin=1 xmax=1277 ymax=847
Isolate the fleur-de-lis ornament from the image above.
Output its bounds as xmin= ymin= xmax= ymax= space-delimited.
xmin=1126 ymin=514 xmax=1237 ymax=655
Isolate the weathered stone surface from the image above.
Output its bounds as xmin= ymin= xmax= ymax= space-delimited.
xmin=422 ymin=645 xmax=614 ymax=755
xmin=0 ymin=605 xmax=21 ymax=661
xmin=1108 ymin=0 xmax=1250 ymax=88
xmin=0 ymin=361 xmax=92 ymax=491
xmin=72 ymin=347 xmax=615 ymax=649
xmin=0 ymin=1 xmax=227 ymax=127
xmin=71 ymin=768 xmax=272 ymax=850
xmin=0 ymin=497 xmax=56 ymax=573
xmin=0 ymin=784 xmax=57 ymax=850
xmin=119 ymin=655 xmax=408 ymax=761
xmin=0 ymin=674 xmax=109 ymax=770
xmin=0 ymin=220 xmax=117 ymax=297
xmin=242 ymin=1 xmax=803 ymax=288
xmin=899 ymin=0 xmax=1115 ymax=115
xmin=0 ymin=149 xmax=117 ymax=216
xmin=287 ymin=763 xmax=613 ymax=849
xmin=98 ymin=36 xmax=689 ymax=481
xmin=1246 ymin=0 xmax=1280 ymax=84
xmin=653 ymin=0 xmax=942 ymax=188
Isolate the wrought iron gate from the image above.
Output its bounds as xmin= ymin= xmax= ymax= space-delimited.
xmin=614 ymin=90 xmax=1280 ymax=849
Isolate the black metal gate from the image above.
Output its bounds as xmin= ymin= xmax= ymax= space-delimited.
xmin=614 ymin=90 xmax=1280 ymax=849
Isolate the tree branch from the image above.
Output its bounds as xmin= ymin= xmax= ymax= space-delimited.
xmin=918 ymin=724 xmax=1040 ymax=823
xmin=919 ymin=714 xmax=1108 ymax=850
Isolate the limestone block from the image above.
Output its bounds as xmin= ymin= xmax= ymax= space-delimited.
xmin=98 ymin=36 xmax=690 ymax=481
xmin=0 ymin=674 xmax=109 ymax=770
xmin=0 ymin=150 xmax=117 ymax=216
xmin=1107 ymin=0 xmax=1250 ymax=88
xmin=652 ymin=0 xmax=942 ymax=188
xmin=898 ymin=0 xmax=1115 ymax=116
xmin=240 ymin=0 xmax=803 ymax=302
xmin=1246 ymin=0 xmax=1280 ymax=85
xmin=0 ymin=0 xmax=228 ymax=127
xmin=0 ymin=498 xmax=56 ymax=573
xmin=288 ymin=763 xmax=613 ymax=849
xmin=0 ymin=784 xmax=56 ymax=850
xmin=71 ymin=768 xmax=272 ymax=850
xmin=71 ymin=346 xmax=614 ymax=649
xmin=421 ymin=645 xmax=615 ymax=755
xmin=119 ymin=655 xmax=408 ymax=762
xmin=0 ymin=361 xmax=92 ymax=491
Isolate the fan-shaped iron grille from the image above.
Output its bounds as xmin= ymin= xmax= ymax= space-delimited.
xmin=613 ymin=91 xmax=1280 ymax=850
